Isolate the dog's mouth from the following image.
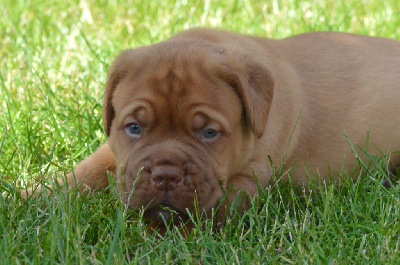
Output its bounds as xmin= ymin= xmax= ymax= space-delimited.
xmin=143 ymin=202 xmax=190 ymax=225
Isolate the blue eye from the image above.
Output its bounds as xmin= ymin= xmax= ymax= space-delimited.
xmin=203 ymin=128 xmax=218 ymax=139
xmin=126 ymin=123 xmax=142 ymax=136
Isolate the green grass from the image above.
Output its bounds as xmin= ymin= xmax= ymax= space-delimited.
xmin=1 ymin=0 xmax=399 ymax=263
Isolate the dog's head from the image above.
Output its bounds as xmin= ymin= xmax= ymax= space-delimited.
xmin=103 ymin=34 xmax=274 ymax=226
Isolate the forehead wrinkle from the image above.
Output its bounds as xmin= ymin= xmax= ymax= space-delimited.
xmin=119 ymin=97 xmax=153 ymax=115
xmin=133 ymin=46 xmax=232 ymax=125
xmin=145 ymin=45 xmax=216 ymax=97
xmin=151 ymin=60 xmax=191 ymax=97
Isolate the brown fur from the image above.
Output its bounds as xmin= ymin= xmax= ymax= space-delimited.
xmin=23 ymin=29 xmax=400 ymax=229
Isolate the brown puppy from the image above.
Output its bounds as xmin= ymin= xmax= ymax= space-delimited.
xmin=27 ymin=29 xmax=400 ymax=228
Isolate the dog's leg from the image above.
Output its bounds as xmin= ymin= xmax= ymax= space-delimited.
xmin=21 ymin=143 xmax=116 ymax=198
xmin=66 ymin=143 xmax=116 ymax=191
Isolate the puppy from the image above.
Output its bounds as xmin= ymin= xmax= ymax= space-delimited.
xmin=25 ymin=29 xmax=400 ymax=230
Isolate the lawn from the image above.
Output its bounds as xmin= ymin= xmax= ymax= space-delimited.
xmin=1 ymin=0 xmax=399 ymax=263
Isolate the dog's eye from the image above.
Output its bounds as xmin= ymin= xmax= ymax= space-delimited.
xmin=202 ymin=128 xmax=218 ymax=139
xmin=125 ymin=123 xmax=142 ymax=136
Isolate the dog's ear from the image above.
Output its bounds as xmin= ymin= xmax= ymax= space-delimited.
xmin=220 ymin=56 xmax=274 ymax=138
xmin=103 ymin=51 xmax=130 ymax=136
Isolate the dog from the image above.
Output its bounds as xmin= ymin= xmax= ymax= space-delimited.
xmin=24 ymin=28 xmax=400 ymax=231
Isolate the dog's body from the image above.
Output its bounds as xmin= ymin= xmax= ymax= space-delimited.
xmin=28 ymin=29 xmax=400 ymax=227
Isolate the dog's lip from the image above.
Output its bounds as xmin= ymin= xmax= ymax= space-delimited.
xmin=143 ymin=201 xmax=190 ymax=224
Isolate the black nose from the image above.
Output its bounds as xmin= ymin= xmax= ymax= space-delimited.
xmin=151 ymin=165 xmax=183 ymax=191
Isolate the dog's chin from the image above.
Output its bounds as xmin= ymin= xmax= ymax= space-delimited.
xmin=143 ymin=202 xmax=190 ymax=225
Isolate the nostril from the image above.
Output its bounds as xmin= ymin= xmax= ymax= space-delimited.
xmin=152 ymin=174 xmax=182 ymax=191
xmin=153 ymin=176 xmax=165 ymax=185
xmin=151 ymin=165 xmax=183 ymax=191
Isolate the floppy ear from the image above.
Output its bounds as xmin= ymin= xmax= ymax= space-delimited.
xmin=220 ymin=57 xmax=274 ymax=138
xmin=103 ymin=51 xmax=130 ymax=136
